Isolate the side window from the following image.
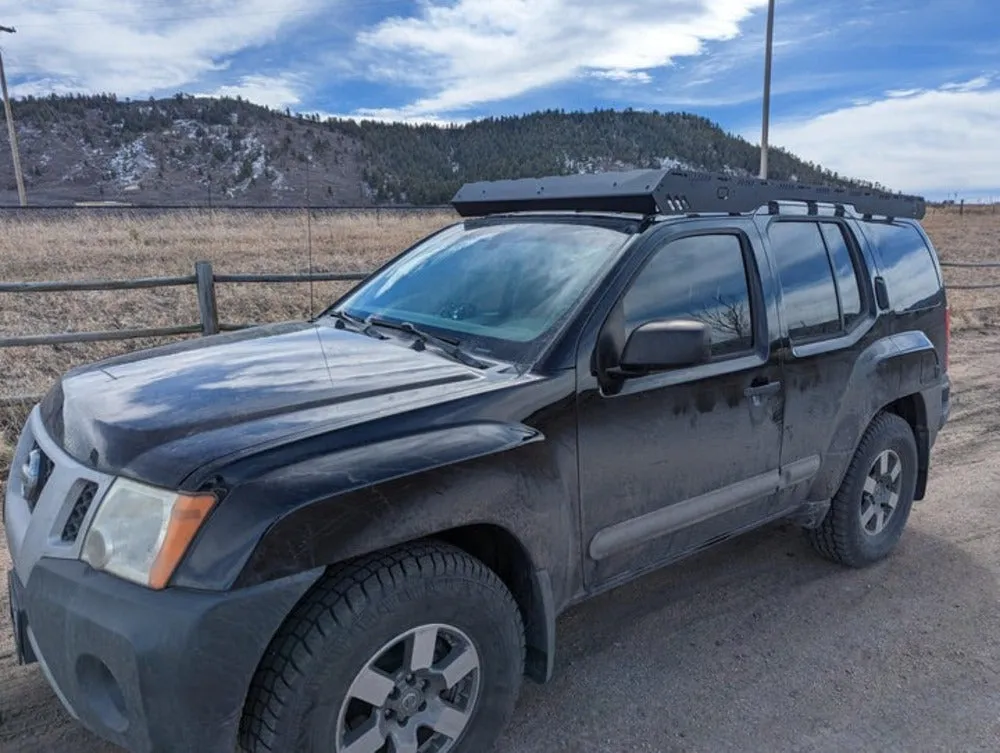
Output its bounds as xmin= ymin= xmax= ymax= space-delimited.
xmin=864 ymin=221 xmax=944 ymax=311
xmin=622 ymin=233 xmax=754 ymax=358
xmin=767 ymin=221 xmax=842 ymax=342
xmin=819 ymin=223 xmax=864 ymax=328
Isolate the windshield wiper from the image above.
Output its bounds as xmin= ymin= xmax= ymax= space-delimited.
xmin=327 ymin=309 xmax=387 ymax=340
xmin=365 ymin=316 xmax=489 ymax=369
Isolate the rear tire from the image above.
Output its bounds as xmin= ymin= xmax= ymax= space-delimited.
xmin=806 ymin=411 xmax=918 ymax=567
xmin=239 ymin=542 xmax=525 ymax=753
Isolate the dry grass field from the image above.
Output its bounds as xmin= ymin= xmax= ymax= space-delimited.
xmin=0 ymin=208 xmax=455 ymax=470
xmin=1 ymin=204 xmax=999 ymax=472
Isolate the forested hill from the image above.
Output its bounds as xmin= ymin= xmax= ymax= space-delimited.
xmin=0 ymin=94 xmax=876 ymax=206
xmin=344 ymin=109 xmax=864 ymax=204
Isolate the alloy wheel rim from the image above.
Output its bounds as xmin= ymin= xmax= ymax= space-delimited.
xmin=335 ymin=623 xmax=481 ymax=753
xmin=860 ymin=449 xmax=903 ymax=536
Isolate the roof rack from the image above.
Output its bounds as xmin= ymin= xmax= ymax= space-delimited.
xmin=450 ymin=168 xmax=926 ymax=220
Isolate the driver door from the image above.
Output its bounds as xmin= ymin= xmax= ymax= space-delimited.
xmin=576 ymin=224 xmax=791 ymax=590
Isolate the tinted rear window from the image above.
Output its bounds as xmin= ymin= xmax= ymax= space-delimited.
xmin=820 ymin=223 xmax=864 ymax=328
xmin=865 ymin=222 xmax=943 ymax=311
xmin=767 ymin=221 xmax=842 ymax=342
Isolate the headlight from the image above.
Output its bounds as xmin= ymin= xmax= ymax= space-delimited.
xmin=81 ymin=478 xmax=216 ymax=590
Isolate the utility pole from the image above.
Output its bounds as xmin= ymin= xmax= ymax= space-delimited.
xmin=0 ymin=25 xmax=26 ymax=206
xmin=758 ymin=0 xmax=776 ymax=180
xmin=305 ymin=156 xmax=314 ymax=317
xmin=0 ymin=26 xmax=25 ymax=206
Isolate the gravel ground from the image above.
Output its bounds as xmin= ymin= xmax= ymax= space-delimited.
xmin=2 ymin=329 xmax=999 ymax=753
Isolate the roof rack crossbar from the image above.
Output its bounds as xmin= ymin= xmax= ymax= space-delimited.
xmin=450 ymin=168 xmax=925 ymax=220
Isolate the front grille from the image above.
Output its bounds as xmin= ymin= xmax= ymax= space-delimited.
xmin=61 ymin=482 xmax=98 ymax=543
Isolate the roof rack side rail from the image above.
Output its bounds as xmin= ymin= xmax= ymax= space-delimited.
xmin=450 ymin=169 xmax=925 ymax=220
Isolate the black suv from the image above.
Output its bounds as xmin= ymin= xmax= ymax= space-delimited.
xmin=5 ymin=170 xmax=950 ymax=753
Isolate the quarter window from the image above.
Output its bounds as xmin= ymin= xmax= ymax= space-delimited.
xmin=863 ymin=221 xmax=944 ymax=311
xmin=623 ymin=233 xmax=755 ymax=358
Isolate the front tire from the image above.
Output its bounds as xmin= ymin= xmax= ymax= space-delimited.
xmin=806 ymin=411 xmax=919 ymax=567
xmin=239 ymin=542 xmax=525 ymax=753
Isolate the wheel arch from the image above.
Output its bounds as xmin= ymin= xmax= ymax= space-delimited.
xmin=883 ymin=392 xmax=931 ymax=500
xmin=248 ymin=522 xmax=558 ymax=691
xmin=803 ymin=332 xmax=938 ymax=509
xmin=435 ymin=523 xmax=556 ymax=684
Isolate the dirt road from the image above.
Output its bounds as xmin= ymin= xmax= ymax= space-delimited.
xmin=2 ymin=330 xmax=999 ymax=753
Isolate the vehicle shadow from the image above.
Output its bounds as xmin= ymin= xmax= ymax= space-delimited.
xmin=498 ymin=518 xmax=1000 ymax=753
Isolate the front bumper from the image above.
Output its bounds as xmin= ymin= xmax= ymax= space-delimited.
xmin=8 ymin=557 xmax=322 ymax=753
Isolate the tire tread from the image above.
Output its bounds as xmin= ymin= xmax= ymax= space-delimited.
xmin=239 ymin=541 xmax=524 ymax=753
xmin=806 ymin=411 xmax=915 ymax=567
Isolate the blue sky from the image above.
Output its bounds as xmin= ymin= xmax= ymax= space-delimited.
xmin=1 ymin=0 xmax=998 ymax=200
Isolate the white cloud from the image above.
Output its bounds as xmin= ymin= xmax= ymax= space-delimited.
xmin=320 ymin=110 xmax=470 ymax=127
xmin=766 ymin=77 xmax=1000 ymax=195
xmin=941 ymin=76 xmax=992 ymax=92
xmin=591 ymin=70 xmax=653 ymax=84
xmin=1 ymin=0 xmax=327 ymax=101
xmin=9 ymin=78 xmax=83 ymax=99
xmin=354 ymin=0 xmax=768 ymax=118
xmin=203 ymin=74 xmax=304 ymax=111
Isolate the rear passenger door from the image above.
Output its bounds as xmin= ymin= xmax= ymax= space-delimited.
xmin=761 ymin=216 xmax=877 ymax=494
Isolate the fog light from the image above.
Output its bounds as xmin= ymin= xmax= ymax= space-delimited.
xmin=82 ymin=528 xmax=113 ymax=570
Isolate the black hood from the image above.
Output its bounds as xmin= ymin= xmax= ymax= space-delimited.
xmin=39 ymin=321 xmax=508 ymax=488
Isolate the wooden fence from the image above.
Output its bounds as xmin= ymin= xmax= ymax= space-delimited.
xmin=0 ymin=262 xmax=368 ymax=406
xmin=0 ymin=261 xmax=368 ymax=350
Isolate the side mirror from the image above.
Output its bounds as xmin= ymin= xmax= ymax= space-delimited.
xmin=618 ymin=319 xmax=712 ymax=373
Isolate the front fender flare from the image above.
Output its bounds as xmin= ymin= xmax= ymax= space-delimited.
xmin=172 ymin=420 xmax=553 ymax=591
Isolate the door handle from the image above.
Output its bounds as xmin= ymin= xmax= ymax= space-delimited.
xmin=744 ymin=381 xmax=781 ymax=399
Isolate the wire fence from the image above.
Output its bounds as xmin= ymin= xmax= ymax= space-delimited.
xmin=940 ymin=260 xmax=1000 ymax=289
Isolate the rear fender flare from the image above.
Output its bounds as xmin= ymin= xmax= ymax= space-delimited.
xmin=806 ymin=331 xmax=938 ymax=504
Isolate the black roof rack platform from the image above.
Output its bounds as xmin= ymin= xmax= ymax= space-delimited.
xmin=451 ymin=168 xmax=926 ymax=220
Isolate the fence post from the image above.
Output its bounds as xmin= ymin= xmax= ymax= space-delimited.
xmin=195 ymin=261 xmax=219 ymax=336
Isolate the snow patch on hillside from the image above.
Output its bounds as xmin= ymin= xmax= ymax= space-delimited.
xmin=110 ymin=137 xmax=156 ymax=188
xmin=658 ymin=156 xmax=697 ymax=171
xmin=272 ymin=170 xmax=291 ymax=191
xmin=564 ymin=156 xmax=641 ymax=174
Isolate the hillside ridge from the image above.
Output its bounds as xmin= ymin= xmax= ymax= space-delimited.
xmin=0 ymin=93 xmax=883 ymax=207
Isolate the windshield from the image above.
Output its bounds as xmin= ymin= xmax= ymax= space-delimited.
xmin=331 ymin=219 xmax=630 ymax=363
